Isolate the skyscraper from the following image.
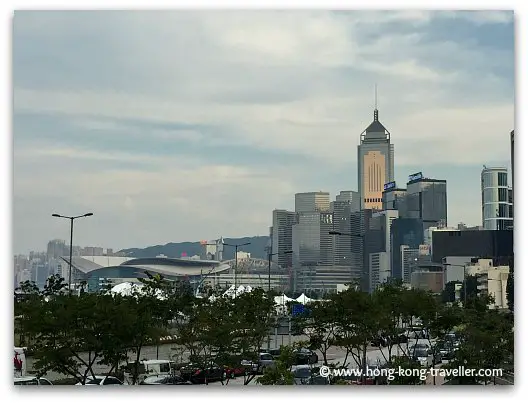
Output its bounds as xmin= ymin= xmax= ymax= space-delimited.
xmin=292 ymin=212 xmax=333 ymax=266
xmin=382 ymin=182 xmax=407 ymax=211
xmin=399 ymin=172 xmax=447 ymax=234
xmin=271 ymin=210 xmax=296 ymax=268
xmin=331 ymin=191 xmax=360 ymax=267
xmin=295 ymin=192 xmax=330 ymax=213
xmin=358 ymin=91 xmax=395 ymax=210
xmin=481 ymin=166 xmax=512 ymax=230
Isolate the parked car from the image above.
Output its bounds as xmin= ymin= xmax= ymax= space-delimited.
xmin=224 ymin=364 xmax=247 ymax=378
xmin=434 ymin=341 xmax=455 ymax=361
xmin=409 ymin=346 xmax=434 ymax=367
xmin=14 ymin=376 xmax=53 ymax=385
xmin=291 ymin=365 xmax=329 ymax=385
xmin=75 ymin=375 xmax=124 ymax=385
xmin=392 ymin=332 xmax=409 ymax=344
xmin=445 ymin=333 xmax=461 ymax=348
xmin=140 ymin=375 xmax=192 ymax=385
xmin=294 ymin=348 xmax=318 ymax=365
xmin=241 ymin=353 xmax=276 ymax=374
xmin=269 ymin=349 xmax=281 ymax=358
xmin=371 ymin=335 xmax=388 ymax=347
xmin=180 ymin=363 xmax=226 ymax=384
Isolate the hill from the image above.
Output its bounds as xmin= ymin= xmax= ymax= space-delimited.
xmin=118 ymin=236 xmax=270 ymax=260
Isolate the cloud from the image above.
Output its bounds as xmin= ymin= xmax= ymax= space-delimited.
xmin=12 ymin=10 xmax=514 ymax=253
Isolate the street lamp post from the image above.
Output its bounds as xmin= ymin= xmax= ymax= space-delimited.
xmin=266 ymin=249 xmax=293 ymax=351
xmin=52 ymin=212 xmax=93 ymax=294
xmin=195 ymin=242 xmax=218 ymax=296
xmin=329 ymin=230 xmax=366 ymax=382
xmin=222 ymin=241 xmax=251 ymax=296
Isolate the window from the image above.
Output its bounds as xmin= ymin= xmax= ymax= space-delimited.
xmin=498 ymin=172 xmax=508 ymax=187
xmin=86 ymin=379 xmax=101 ymax=385
xmin=484 ymin=204 xmax=497 ymax=220
xmin=103 ymin=377 xmax=122 ymax=385
xmin=498 ymin=188 xmax=508 ymax=202
xmin=159 ymin=363 xmax=170 ymax=373
xmin=483 ymin=189 xmax=498 ymax=202
xmin=14 ymin=379 xmax=38 ymax=385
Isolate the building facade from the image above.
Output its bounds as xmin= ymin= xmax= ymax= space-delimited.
xmin=292 ymin=212 xmax=334 ymax=266
xmin=271 ymin=210 xmax=296 ymax=268
xmin=369 ymin=251 xmax=390 ymax=292
xmin=382 ymin=183 xmax=407 ymax=211
xmin=358 ymin=107 xmax=395 ymax=211
xmin=410 ymin=271 xmax=444 ymax=293
xmin=331 ymin=191 xmax=360 ymax=267
xmin=399 ymin=172 xmax=448 ymax=234
xmin=295 ymin=192 xmax=330 ymax=213
xmin=389 ymin=218 xmax=424 ymax=279
xmin=465 ymin=258 xmax=510 ymax=309
xmin=431 ymin=229 xmax=513 ymax=264
xmin=400 ymin=245 xmax=420 ymax=284
xmin=481 ymin=166 xmax=513 ymax=230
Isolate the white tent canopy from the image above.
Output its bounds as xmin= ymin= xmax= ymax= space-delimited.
xmin=274 ymin=294 xmax=295 ymax=306
xmin=296 ymin=293 xmax=315 ymax=304
xmin=110 ymin=282 xmax=165 ymax=300
xmin=220 ymin=284 xmax=253 ymax=299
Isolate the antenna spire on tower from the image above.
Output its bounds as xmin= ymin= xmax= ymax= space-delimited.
xmin=374 ymin=84 xmax=379 ymax=121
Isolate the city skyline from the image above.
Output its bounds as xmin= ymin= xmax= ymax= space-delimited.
xmin=13 ymin=10 xmax=514 ymax=254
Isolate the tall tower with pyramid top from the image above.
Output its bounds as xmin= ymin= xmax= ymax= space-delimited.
xmin=357 ymin=86 xmax=395 ymax=211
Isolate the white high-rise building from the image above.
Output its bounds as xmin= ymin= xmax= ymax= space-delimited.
xmin=400 ymin=245 xmax=420 ymax=284
xmin=369 ymin=251 xmax=390 ymax=292
xmin=481 ymin=166 xmax=513 ymax=230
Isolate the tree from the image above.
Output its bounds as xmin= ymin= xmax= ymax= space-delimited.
xmin=387 ymin=356 xmax=425 ymax=385
xmin=460 ymin=275 xmax=479 ymax=303
xmin=441 ymin=281 xmax=462 ymax=303
xmin=293 ymin=300 xmax=337 ymax=366
xmin=15 ymin=275 xmax=130 ymax=384
xmin=444 ymin=295 xmax=513 ymax=385
xmin=256 ymin=345 xmax=296 ymax=385
xmin=372 ymin=282 xmax=411 ymax=364
xmin=231 ymin=289 xmax=276 ymax=385
xmin=174 ymin=288 xmax=276 ymax=385
xmin=123 ymin=274 xmax=189 ymax=384
xmin=332 ymin=289 xmax=379 ymax=382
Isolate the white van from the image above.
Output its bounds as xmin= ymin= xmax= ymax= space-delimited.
xmin=14 ymin=347 xmax=27 ymax=377
xmin=124 ymin=360 xmax=175 ymax=384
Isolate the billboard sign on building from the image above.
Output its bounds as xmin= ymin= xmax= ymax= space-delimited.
xmin=408 ymin=172 xmax=423 ymax=182
xmin=383 ymin=181 xmax=396 ymax=191
xmin=419 ymin=244 xmax=430 ymax=256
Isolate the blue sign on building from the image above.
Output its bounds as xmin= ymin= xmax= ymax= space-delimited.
xmin=292 ymin=304 xmax=305 ymax=317
xmin=383 ymin=181 xmax=396 ymax=191
xmin=408 ymin=172 xmax=423 ymax=182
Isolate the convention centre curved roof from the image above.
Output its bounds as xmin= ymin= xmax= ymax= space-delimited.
xmin=60 ymin=255 xmax=230 ymax=277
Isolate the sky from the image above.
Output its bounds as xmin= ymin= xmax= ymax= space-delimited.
xmin=12 ymin=10 xmax=514 ymax=254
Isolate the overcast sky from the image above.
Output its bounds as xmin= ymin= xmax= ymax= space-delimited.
xmin=13 ymin=10 xmax=514 ymax=254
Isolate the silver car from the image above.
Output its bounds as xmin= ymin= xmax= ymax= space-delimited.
xmin=14 ymin=376 xmax=53 ymax=385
